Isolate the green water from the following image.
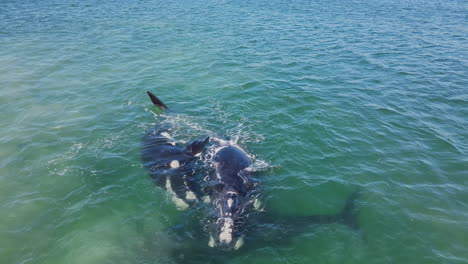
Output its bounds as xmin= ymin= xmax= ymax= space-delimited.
xmin=1 ymin=0 xmax=467 ymax=263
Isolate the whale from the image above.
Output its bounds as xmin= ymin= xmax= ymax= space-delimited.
xmin=142 ymin=91 xmax=209 ymax=210
xmin=204 ymin=142 xmax=257 ymax=250
xmin=142 ymin=91 xmax=361 ymax=257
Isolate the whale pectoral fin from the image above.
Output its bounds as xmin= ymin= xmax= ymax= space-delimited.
xmin=147 ymin=91 xmax=168 ymax=109
xmin=185 ymin=137 xmax=210 ymax=156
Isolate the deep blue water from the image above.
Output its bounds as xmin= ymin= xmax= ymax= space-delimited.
xmin=0 ymin=0 xmax=467 ymax=263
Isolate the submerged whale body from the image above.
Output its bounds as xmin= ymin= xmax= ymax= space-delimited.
xmin=141 ymin=91 xmax=361 ymax=254
xmin=206 ymin=143 xmax=256 ymax=250
xmin=141 ymin=93 xmax=209 ymax=209
xmin=142 ymin=130 xmax=209 ymax=209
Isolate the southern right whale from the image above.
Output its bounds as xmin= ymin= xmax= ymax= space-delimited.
xmin=142 ymin=91 xmax=209 ymax=210
xmin=204 ymin=141 xmax=257 ymax=250
xmin=141 ymin=91 xmax=361 ymax=258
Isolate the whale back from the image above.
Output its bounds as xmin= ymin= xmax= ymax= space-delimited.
xmin=214 ymin=146 xmax=251 ymax=191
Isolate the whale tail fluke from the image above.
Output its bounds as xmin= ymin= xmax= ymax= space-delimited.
xmin=147 ymin=91 xmax=168 ymax=109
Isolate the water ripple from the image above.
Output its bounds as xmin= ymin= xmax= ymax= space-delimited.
xmin=1 ymin=0 xmax=467 ymax=263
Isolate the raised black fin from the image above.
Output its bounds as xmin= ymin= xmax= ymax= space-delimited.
xmin=185 ymin=137 xmax=210 ymax=156
xmin=147 ymin=91 xmax=168 ymax=109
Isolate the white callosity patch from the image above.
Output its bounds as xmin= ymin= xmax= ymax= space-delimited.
xmin=185 ymin=191 xmax=197 ymax=201
xmin=170 ymin=160 xmax=180 ymax=168
xmin=253 ymin=198 xmax=263 ymax=211
xmin=203 ymin=195 xmax=211 ymax=203
xmin=227 ymin=198 xmax=233 ymax=208
xmin=165 ymin=177 xmax=189 ymax=210
xmin=234 ymin=236 xmax=244 ymax=250
xmin=219 ymin=218 xmax=234 ymax=244
xmin=208 ymin=236 xmax=215 ymax=248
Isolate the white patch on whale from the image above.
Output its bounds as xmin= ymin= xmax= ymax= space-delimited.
xmin=208 ymin=235 xmax=215 ymax=247
xmin=165 ymin=177 xmax=189 ymax=210
xmin=185 ymin=190 xmax=197 ymax=201
xmin=253 ymin=198 xmax=263 ymax=211
xmin=203 ymin=195 xmax=211 ymax=203
xmin=227 ymin=198 xmax=233 ymax=208
xmin=219 ymin=218 xmax=234 ymax=244
xmin=234 ymin=236 xmax=244 ymax=250
xmin=170 ymin=160 xmax=180 ymax=168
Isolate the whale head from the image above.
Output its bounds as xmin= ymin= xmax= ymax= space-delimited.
xmin=209 ymin=187 xmax=247 ymax=250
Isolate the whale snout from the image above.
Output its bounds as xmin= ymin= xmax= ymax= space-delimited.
xmin=218 ymin=217 xmax=235 ymax=244
xmin=210 ymin=217 xmax=244 ymax=250
xmin=210 ymin=187 xmax=249 ymax=250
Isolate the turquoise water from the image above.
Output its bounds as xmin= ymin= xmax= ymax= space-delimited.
xmin=1 ymin=0 xmax=467 ymax=263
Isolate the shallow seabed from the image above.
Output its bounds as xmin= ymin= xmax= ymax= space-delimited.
xmin=1 ymin=0 xmax=467 ymax=263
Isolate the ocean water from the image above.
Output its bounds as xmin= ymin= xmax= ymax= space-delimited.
xmin=1 ymin=0 xmax=467 ymax=263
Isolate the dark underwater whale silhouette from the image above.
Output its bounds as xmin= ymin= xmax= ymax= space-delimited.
xmin=141 ymin=91 xmax=360 ymax=261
